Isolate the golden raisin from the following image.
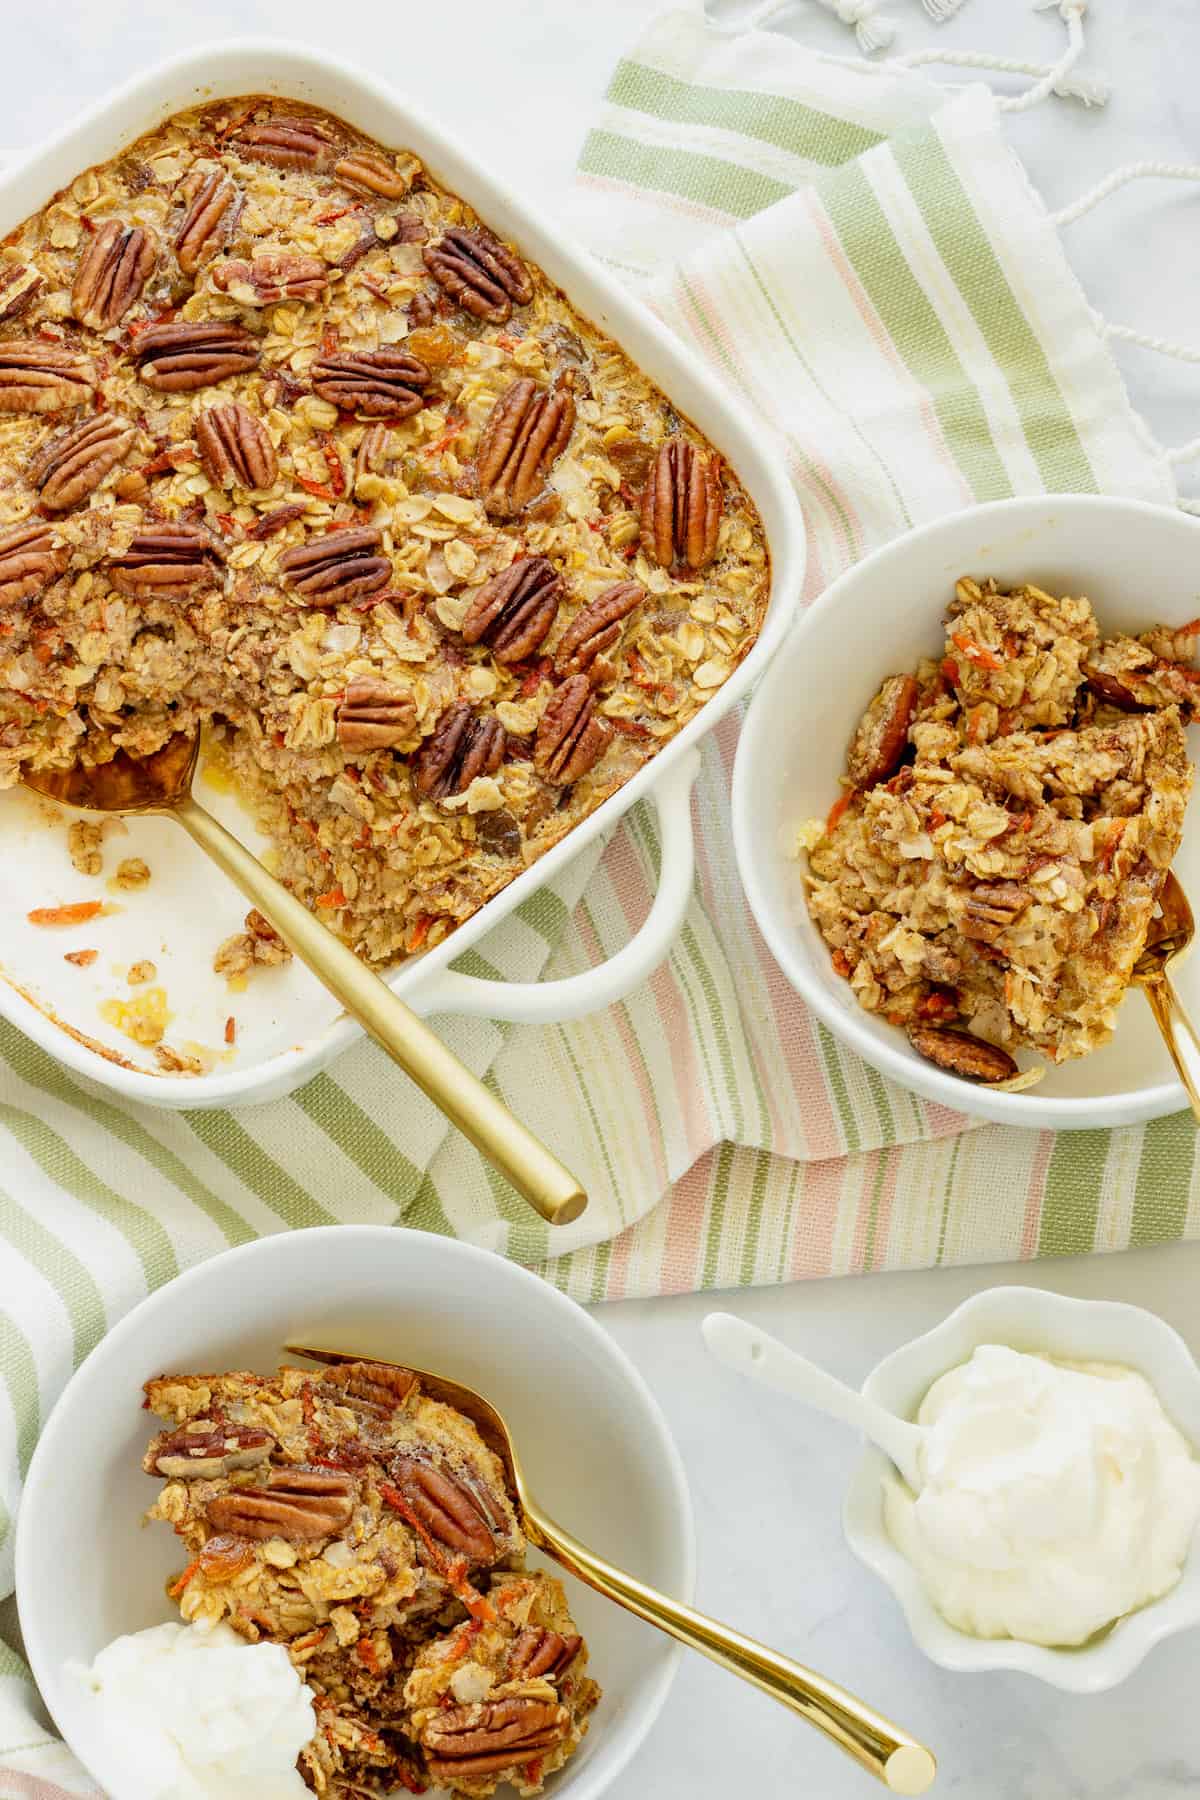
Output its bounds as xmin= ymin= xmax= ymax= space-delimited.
xmin=405 ymin=324 xmax=462 ymax=368
xmin=198 ymin=1533 xmax=255 ymax=1582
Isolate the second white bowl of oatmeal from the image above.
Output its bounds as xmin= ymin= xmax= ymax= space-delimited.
xmin=732 ymin=494 xmax=1200 ymax=1130
xmin=16 ymin=1225 xmax=694 ymax=1800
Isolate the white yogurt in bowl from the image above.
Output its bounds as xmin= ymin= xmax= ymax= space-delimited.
xmin=882 ymin=1344 xmax=1200 ymax=1647
xmin=843 ymin=1287 xmax=1200 ymax=1690
xmin=70 ymin=1621 xmax=316 ymax=1799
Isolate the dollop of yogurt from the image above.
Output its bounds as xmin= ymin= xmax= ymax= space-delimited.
xmin=883 ymin=1343 xmax=1200 ymax=1646
xmin=70 ymin=1621 xmax=315 ymax=1798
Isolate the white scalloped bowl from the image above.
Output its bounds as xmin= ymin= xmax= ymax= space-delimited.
xmin=16 ymin=1226 xmax=695 ymax=1797
xmin=843 ymin=1286 xmax=1200 ymax=1692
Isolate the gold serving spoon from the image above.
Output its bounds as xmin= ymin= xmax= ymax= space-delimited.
xmin=1132 ymin=871 xmax=1200 ymax=1122
xmin=287 ymin=1342 xmax=937 ymax=1795
xmin=23 ymin=732 xmax=586 ymax=1226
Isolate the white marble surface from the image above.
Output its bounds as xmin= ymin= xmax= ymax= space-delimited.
xmin=9 ymin=1 xmax=1200 ymax=1794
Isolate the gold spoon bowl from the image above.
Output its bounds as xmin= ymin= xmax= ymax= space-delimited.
xmin=1132 ymin=870 xmax=1200 ymax=1122
xmin=23 ymin=731 xmax=586 ymax=1226
xmin=289 ymin=1341 xmax=937 ymax=1795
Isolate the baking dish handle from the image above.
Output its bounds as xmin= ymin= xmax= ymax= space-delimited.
xmin=409 ymin=747 xmax=701 ymax=1024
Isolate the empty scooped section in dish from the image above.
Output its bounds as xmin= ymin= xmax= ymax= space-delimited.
xmin=0 ymin=764 xmax=347 ymax=1077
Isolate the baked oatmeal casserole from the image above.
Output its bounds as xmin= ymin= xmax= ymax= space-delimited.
xmin=804 ymin=578 xmax=1198 ymax=1083
xmin=0 ymin=97 xmax=768 ymax=967
xmin=143 ymin=1359 xmax=600 ymax=1797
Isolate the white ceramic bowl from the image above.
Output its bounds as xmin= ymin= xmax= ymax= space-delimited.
xmin=15 ymin=1226 xmax=694 ymax=1798
xmin=733 ymin=494 xmax=1200 ymax=1130
xmin=0 ymin=39 xmax=806 ymax=1110
xmin=843 ymin=1285 xmax=1200 ymax=1691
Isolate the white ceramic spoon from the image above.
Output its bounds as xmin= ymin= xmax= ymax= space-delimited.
xmin=702 ymin=1312 xmax=925 ymax=1491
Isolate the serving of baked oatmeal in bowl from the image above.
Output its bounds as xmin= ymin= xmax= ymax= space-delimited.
xmin=0 ymin=44 xmax=804 ymax=1105
xmin=733 ymin=496 xmax=1200 ymax=1130
xmin=17 ymin=1225 xmax=693 ymax=1799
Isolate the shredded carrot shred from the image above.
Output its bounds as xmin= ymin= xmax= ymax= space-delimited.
xmin=168 ymin=1560 xmax=200 ymax=1598
xmin=1099 ymin=820 xmax=1127 ymax=869
xmin=422 ymin=414 xmax=464 ymax=457
xmin=297 ymin=476 xmax=335 ymax=500
xmin=408 ymin=914 xmax=433 ymax=953
xmin=825 ymin=790 xmax=853 ymax=835
xmin=315 ymin=885 xmax=347 ymax=909
xmin=28 ymin=901 xmax=103 ymax=926
xmin=321 ymin=436 xmax=346 ymax=496
xmin=950 ymin=630 xmax=1004 ymax=672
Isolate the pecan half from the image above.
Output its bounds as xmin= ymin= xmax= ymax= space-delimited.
xmin=555 ymin=581 xmax=643 ymax=677
xmin=847 ymin=674 xmax=918 ymax=790
xmin=134 ymin=321 xmax=260 ymax=393
xmin=334 ymin=150 xmax=410 ymax=199
xmin=414 ymin=700 xmax=506 ymax=802
xmin=27 ymin=415 xmax=136 ymax=511
xmin=354 ymin=423 xmax=391 ymax=486
xmin=206 ymin=1468 xmax=354 ymax=1541
xmin=212 ymin=253 xmax=328 ymax=307
xmin=906 ymin=1023 xmax=1018 ymax=1084
xmin=423 ymin=227 xmax=533 ymax=324
xmin=0 ymin=264 xmax=43 ymax=324
xmin=176 ymin=170 xmax=239 ymax=275
xmin=1084 ymin=665 xmax=1147 ymax=712
xmin=71 ymin=220 xmax=156 ymax=330
xmin=961 ymin=881 xmax=1031 ymax=945
xmin=278 ymin=526 xmax=391 ymax=608
xmin=476 ymin=376 xmax=575 ymax=517
xmin=391 ymin=1454 xmax=498 ymax=1563
xmin=408 ymin=289 xmax=436 ymax=330
xmin=230 ymin=115 xmax=336 ymax=172
xmin=640 ymin=437 xmax=722 ymax=572
xmin=311 ymin=348 xmax=429 ymax=419
xmin=535 ymin=675 xmax=612 ymax=786
xmin=461 ymin=556 xmax=563 ymax=664
xmin=421 ymin=1698 xmax=568 ymax=1783
xmin=108 ymin=522 xmax=223 ymax=600
xmin=510 ymin=1627 xmax=582 ymax=1681
xmin=318 ymin=1359 xmax=419 ymax=1417
xmin=336 ymin=676 xmax=417 ymax=752
xmin=0 ymin=521 xmax=65 ymax=609
xmin=146 ymin=1423 xmax=274 ymax=1481
xmin=195 ymin=401 xmax=277 ymax=490
xmin=0 ymin=340 xmax=95 ymax=414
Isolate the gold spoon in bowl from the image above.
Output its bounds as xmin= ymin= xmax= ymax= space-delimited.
xmin=22 ymin=731 xmax=586 ymax=1226
xmin=286 ymin=1342 xmax=938 ymax=1795
xmin=1132 ymin=871 xmax=1200 ymax=1122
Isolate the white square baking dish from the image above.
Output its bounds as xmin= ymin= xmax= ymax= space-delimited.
xmin=0 ymin=40 xmax=805 ymax=1108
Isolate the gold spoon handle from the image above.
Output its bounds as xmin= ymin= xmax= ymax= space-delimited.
xmin=173 ymin=792 xmax=586 ymax=1226
xmin=520 ymin=1499 xmax=936 ymax=1794
xmin=1141 ymin=974 xmax=1200 ymax=1123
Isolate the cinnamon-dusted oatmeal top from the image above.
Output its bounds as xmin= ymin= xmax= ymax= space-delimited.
xmin=0 ymin=97 xmax=769 ymax=969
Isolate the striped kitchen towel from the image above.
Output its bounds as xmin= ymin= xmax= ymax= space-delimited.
xmin=1 ymin=7 xmax=1198 ymax=1782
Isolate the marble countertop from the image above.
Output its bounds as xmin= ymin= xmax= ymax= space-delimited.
xmin=9 ymin=1 xmax=1200 ymax=1794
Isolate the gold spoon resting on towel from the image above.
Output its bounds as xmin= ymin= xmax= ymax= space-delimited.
xmin=286 ymin=1343 xmax=937 ymax=1795
xmin=22 ymin=731 xmax=586 ymax=1226
xmin=1132 ymin=871 xmax=1200 ymax=1121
